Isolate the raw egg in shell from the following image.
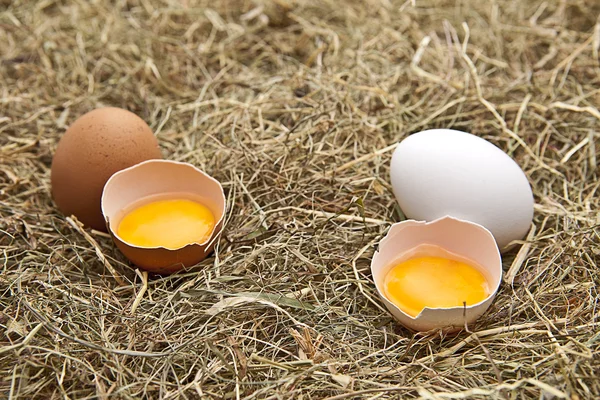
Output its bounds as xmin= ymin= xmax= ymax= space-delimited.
xmin=101 ymin=159 xmax=226 ymax=274
xmin=370 ymin=216 xmax=502 ymax=332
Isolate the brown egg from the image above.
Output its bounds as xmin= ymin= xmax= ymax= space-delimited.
xmin=51 ymin=107 xmax=163 ymax=231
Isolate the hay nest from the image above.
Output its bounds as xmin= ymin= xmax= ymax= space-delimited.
xmin=1 ymin=0 xmax=599 ymax=398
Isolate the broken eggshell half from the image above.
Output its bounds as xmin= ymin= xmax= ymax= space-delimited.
xmin=101 ymin=159 xmax=226 ymax=274
xmin=371 ymin=216 xmax=502 ymax=332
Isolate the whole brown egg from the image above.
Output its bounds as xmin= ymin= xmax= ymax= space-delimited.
xmin=51 ymin=107 xmax=163 ymax=231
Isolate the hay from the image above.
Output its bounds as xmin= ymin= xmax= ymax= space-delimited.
xmin=1 ymin=0 xmax=599 ymax=398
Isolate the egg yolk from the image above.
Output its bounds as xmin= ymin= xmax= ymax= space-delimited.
xmin=383 ymin=256 xmax=490 ymax=318
xmin=117 ymin=198 xmax=215 ymax=249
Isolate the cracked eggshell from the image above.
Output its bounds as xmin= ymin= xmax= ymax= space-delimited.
xmin=371 ymin=216 xmax=502 ymax=332
xmin=101 ymin=160 xmax=226 ymax=274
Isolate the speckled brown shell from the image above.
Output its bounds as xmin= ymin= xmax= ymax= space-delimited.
xmin=51 ymin=107 xmax=163 ymax=231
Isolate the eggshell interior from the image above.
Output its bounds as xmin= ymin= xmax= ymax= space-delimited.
xmin=101 ymin=160 xmax=226 ymax=274
xmin=371 ymin=216 xmax=502 ymax=332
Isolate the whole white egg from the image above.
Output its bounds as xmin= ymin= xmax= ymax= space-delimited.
xmin=389 ymin=129 xmax=534 ymax=252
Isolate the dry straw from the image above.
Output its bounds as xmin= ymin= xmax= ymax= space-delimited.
xmin=1 ymin=0 xmax=599 ymax=398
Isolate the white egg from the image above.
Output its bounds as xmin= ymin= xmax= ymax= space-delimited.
xmin=389 ymin=129 xmax=534 ymax=252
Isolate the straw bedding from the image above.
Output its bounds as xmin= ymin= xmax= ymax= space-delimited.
xmin=1 ymin=0 xmax=599 ymax=398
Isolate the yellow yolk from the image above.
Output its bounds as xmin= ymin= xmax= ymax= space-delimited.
xmin=383 ymin=256 xmax=490 ymax=317
xmin=117 ymin=198 xmax=215 ymax=249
